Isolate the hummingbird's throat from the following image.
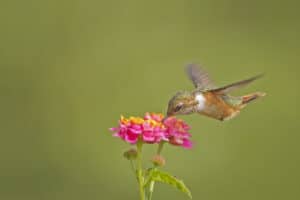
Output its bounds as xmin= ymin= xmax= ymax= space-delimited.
xmin=195 ymin=93 xmax=206 ymax=111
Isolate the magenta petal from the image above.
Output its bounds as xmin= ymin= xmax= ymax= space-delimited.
xmin=131 ymin=124 xmax=142 ymax=130
xmin=161 ymin=134 xmax=169 ymax=141
xmin=143 ymin=136 xmax=155 ymax=143
xmin=109 ymin=127 xmax=118 ymax=131
xmin=169 ymin=137 xmax=183 ymax=146
xmin=124 ymin=133 xmax=138 ymax=144
xmin=113 ymin=133 xmax=120 ymax=137
xmin=182 ymin=139 xmax=193 ymax=149
xmin=151 ymin=115 xmax=161 ymax=122
xmin=143 ymin=131 xmax=155 ymax=142
xmin=144 ymin=114 xmax=151 ymax=120
xmin=128 ymin=128 xmax=142 ymax=134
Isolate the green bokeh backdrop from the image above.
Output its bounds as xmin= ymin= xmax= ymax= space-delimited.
xmin=1 ymin=1 xmax=300 ymax=200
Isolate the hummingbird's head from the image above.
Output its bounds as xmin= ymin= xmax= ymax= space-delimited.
xmin=166 ymin=91 xmax=196 ymax=117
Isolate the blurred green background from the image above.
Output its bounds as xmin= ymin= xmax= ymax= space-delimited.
xmin=1 ymin=0 xmax=300 ymax=200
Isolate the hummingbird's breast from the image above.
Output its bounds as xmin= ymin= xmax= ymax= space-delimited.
xmin=194 ymin=91 xmax=239 ymax=120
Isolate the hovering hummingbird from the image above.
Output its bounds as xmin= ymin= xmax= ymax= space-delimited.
xmin=166 ymin=64 xmax=265 ymax=121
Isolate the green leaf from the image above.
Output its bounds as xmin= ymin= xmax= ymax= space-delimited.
xmin=145 ymin=169 xmax=192 ymax=199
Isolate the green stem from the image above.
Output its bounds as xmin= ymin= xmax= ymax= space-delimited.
xmin=148 ymin=179 xmax=155 ymax=200
xmin=157 ymin=142 xmax=165 ymax=155
xmin=136 ymin=141 xmax=145 ymax=200
xmin=147 ymin=142 xmax=165 ymax=200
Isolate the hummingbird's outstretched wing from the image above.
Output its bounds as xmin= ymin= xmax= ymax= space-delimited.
xmin=185 ymin=64 xmax=215 ymax=90
xmin=210 ymin=74 xmax=264 ymax=94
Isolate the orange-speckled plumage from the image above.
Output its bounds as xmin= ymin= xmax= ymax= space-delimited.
xmin=200 ymin=92 xmax=240 ymax=121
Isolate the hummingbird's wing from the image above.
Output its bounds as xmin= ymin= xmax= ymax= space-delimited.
xmin=185 ymin=64 xmax=215 ymax=90
xmin=210 ymin=74 xmax=263 ymax=94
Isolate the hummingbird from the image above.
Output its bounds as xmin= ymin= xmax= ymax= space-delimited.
xmin=166 ymin=64 xmax=265 ymax=121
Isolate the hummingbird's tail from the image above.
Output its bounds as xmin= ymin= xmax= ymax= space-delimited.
xmin=241 ymin=92 xmax=266 ymax=105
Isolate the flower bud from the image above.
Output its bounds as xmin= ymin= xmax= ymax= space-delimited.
xmin=151 ymin=155 xmax=166 ymax=167
xmin=123 ymin=148 xmax=138 ymax=160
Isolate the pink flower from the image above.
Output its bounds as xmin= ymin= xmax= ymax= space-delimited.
xmin=110 ymin=114 xmax=167 ymax=144
xmin=109 ymin=113 xmax=192 ymax=149
xmin=163 ymin=117 xmax=192 ymax=149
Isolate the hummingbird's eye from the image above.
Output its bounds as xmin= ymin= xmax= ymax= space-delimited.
xmin=174 ymin=104 xmax=183 ymax=112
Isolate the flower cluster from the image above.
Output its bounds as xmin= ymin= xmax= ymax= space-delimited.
xmin=110 ymin=113 xmax=192 ymax=148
